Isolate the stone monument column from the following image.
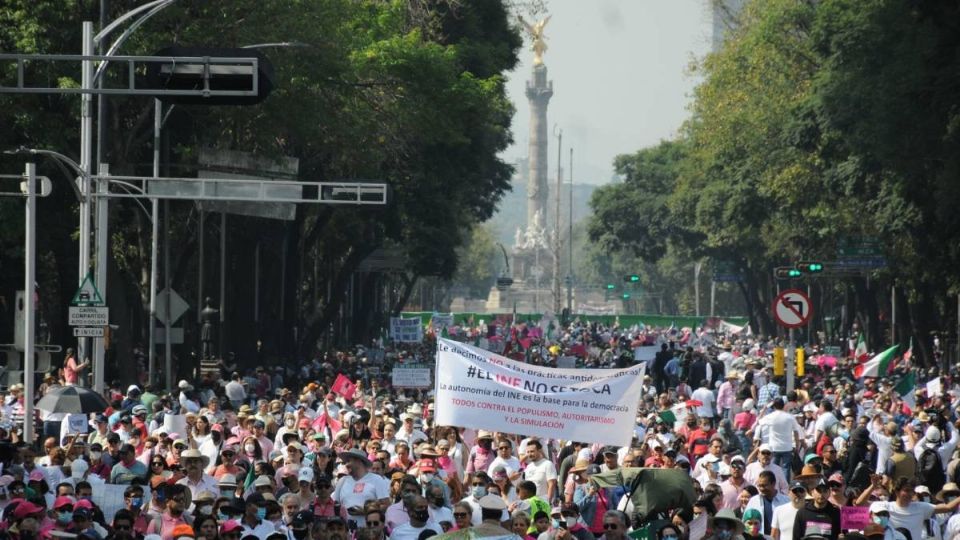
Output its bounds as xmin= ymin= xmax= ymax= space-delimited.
xmin=519 ymin=15 xmax=553 ymax=236
xmin=526 ymin=66 xmax=553 ymax=228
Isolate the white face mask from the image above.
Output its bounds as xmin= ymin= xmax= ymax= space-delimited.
xmin=245 ymin=444 xmax=256 ymax=454
xmin=420 ymin=473 xmax=434 ymax=484
xmin=89 ymin=451 xmax=102 ymax=461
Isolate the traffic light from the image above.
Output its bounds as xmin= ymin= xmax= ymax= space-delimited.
xmin=624 ymin=274 xmax=640 ymax=283
xmin=622 ymin=293 xmax=631 ymax=300
xmin=796 ymin=261 xmax=823 ymax=273
xmin=774 ymin=267 xmax=802 ymax=279
xmin=605 ymin=283 xmax=615 ymax=301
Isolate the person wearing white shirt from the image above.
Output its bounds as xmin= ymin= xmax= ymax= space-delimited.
xmin=745 ymin=471 xmax=790 ymax=537
xmin=744 ymin=446 xmax=789 ymax=495
xmin=873 ymin=477 xmax=960 ymax=540
xmin=333 ymin=450 xmax=390 ymax=528
xmin=487 ymin=441 xmax=521 ymax=481
xmin=914 ymin=425 xmax=960 ymax=472
xmin=754 ymin=398 xmax=804 ymax=481
xmin=771 ymin=483 xmax=806 ymax=540
xmin=691 ymin=380 xmax=716 ymax=419
xmin=523 ymin=441 xmax=558 ymax=501
xmin=225 ymin=373 xmax=247 ymax=408
xmin=389 ymin=494 xmax=443 ymax=540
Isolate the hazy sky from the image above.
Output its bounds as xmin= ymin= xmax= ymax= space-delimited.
xmin=502 ymin=0 xmax=715 ymax=185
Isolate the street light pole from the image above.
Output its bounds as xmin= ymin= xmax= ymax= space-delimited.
xmin=23 ymin=162 xmax=37 ymax=444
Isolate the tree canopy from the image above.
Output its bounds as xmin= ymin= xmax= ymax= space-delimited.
xmin=588 ymin=0 xmax=960 ymax=361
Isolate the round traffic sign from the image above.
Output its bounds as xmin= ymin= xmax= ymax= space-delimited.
xmin=772 ymin=289 xmax=813 ymax=328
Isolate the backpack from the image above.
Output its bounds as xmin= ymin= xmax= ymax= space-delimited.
xmin=918 ymin=447 xmax=946 ymax=495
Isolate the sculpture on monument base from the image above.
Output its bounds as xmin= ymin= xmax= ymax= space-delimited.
xmin=522 ymin=209 xmax=548 ymax=250
xmin=200 ymin=297 xmax=219 ymax=359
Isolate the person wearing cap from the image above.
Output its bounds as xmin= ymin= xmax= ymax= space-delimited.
xmin=744 ymin=471 xmax=789 ymax=537
xmin=239 ymin=492 xmax=276 ymax=540
xmin=866 ymin=501 xmax=907 ymax=540
xmin=466 ymin=432 xmax=497 ymax=482
xmin=467 ymin=495 xmax=516 ymax=539
xmin=741 ymin=508 xmax=764 ymax=540
xmin=333 ymin=450 xmax=389 ymax=528
xmin=720 ymin=456 xmax=751 ymax=510
xmin=145 ymin=483 xmax=192 ymax=540
xmin=753 ymin=398 xmax=804 ymax=483
xmin=790 ymin=478 xmax=840 ymax=540
xmin=177 ymin=449 xmax=219 ymax=501
xmin=744 ymin=445 xmax=788 ymax=495
xmin=770 ymin=482 xmax=806 ymax=540
xmin=488 ymin=439 xmax=522 ymax=483
xmin=178 ymin=380 xmax=201 ymax=415
xmin=857 ymin=476 xmax=960 ymax=540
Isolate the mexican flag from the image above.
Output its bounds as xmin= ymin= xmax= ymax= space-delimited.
xmin=854 ymin=345 xmax=899 ymax=379
xmin=902 ymin=337 xmax=913 ymax=366
xmin=894 ymin=371 xmax=916 ymax=410
xmin=854 ymin=333 xmax=868 ymax=361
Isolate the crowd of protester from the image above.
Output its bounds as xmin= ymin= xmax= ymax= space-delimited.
xmin=0 ymin=318 xmax=954 ymax=540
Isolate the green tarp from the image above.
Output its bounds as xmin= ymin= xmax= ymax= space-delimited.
xmin=591 ymin=467 xmax=696 ymax=521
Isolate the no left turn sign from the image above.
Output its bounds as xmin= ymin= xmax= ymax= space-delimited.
xmin=772 ymin=289 xmax=812 ymax=328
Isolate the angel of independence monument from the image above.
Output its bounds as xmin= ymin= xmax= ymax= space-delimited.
xmin=486 ymin=16 xmax=559 ymax=314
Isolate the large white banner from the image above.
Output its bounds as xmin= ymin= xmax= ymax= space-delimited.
xmin=435 ymin=339 xmax=645 ymax=447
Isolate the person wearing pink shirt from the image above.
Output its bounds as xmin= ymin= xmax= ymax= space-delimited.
xmin=718 ymin=372 xmax=740 ymax=420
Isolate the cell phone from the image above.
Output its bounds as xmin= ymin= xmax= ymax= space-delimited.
xmin=558 ymin=521 xmax=568 ymax=530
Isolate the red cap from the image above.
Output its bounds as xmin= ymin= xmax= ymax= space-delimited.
xmin=416 ymin=459 xmax=437 ymax=473
xmin=13 ymin=500 xmax=44 ymax=519
xmin=211 ymin=423 xmax=224 ymax=433
xmin=221 ymin=520 xmax=243 ymax=534
xmin=75 ymin=499 xmax=94 ymax=510
xmin=53 ymin=495 xmax=75 ymax=509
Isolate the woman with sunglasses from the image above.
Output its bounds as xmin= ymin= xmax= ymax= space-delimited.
xmin=148 ymin=456 xmax=169 ymax=484
xmin=453 ymin=501 xmax=473 ymax=531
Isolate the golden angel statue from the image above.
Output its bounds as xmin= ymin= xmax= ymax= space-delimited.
xmin=518 ymin=15 xmax=551 ymax=65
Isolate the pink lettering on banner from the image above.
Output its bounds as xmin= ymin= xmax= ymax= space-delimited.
xmin=495 ymin=374 xmax=521 ymax=387
xmin=841 ymin=506 xmax=870 ymax=531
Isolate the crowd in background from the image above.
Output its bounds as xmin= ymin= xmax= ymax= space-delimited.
xmin=0 ymin=318 xmax=954 ymax=540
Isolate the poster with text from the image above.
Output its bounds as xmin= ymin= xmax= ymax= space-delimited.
xmin=435 ymin=338 xmax=645 ymax=447
xmin=390 ymin=317 xmax=423 ymax=343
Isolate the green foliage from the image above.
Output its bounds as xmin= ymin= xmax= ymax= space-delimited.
xmin=589 ymin=0 xmax=960 ymax=349
xmin=0 ymin=0 xmax=522 ymax=354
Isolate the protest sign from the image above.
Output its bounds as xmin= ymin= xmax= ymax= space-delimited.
xmin=393 ymin=366 xmax=433 ymax=388
xmin=435 ymin=338 xmax=645 ymax=447
xmin=331 ymin=374 xmax=357 ymax=400
xmin=927 ymin=377 xmax=942 ymax=398
xmin=390 ymin=317 xmax=423 ymax=343
xmin=431 ymin=313 xmax=454 ymax=331
xmin=840 ymin=506 xmax=870 ymax=530
xmin=633 ymin=346 xmax=658 ymax=362
xmin=163 ymin=414 xmax=188 ymax=440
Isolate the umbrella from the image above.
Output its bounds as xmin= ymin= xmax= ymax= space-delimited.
xmin=591 ymin=467 xmax=696 ymax=521
xmin=35 ymin=385 xmax=109 ymax=414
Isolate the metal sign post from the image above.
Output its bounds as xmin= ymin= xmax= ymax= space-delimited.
xmin=0 ymin=165 xmax=52 ymax=443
